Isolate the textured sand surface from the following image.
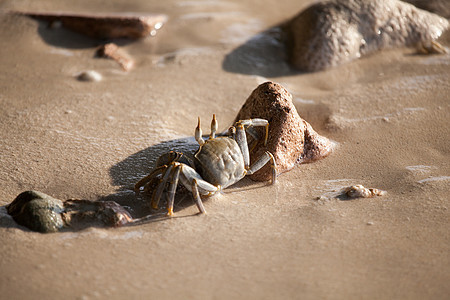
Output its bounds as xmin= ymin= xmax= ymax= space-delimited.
xmin=0 ymin=0 xmax=449 ymax=299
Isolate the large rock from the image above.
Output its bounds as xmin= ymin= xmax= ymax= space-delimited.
xmin=234 ymin=82 xmax=334 ymax=181
xmin=284 ymin=0 xmax=449 ymax=71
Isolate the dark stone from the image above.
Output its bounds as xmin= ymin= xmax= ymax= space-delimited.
xmin=7 ymin=191 xmax=65 ymax=233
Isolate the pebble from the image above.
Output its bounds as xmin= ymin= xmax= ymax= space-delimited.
xmin=76 ymin=70 xmax=102 ymax=82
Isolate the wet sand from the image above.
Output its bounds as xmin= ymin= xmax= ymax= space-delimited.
xmin=0 ymin=0 xmax=449 ymax=299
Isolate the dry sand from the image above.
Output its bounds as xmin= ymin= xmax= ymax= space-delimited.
xmin=0 ymin=0 xmax=449 ymax=299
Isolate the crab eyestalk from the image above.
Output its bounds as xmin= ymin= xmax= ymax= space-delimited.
xmin=228 ymin=126 xmax=236 ymax=140
xmin=210 ymin=114 xmax=218 ymax=139
xmin=195 ymin=117 xmax=205 ymax=146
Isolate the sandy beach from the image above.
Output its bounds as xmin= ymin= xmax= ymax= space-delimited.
xmin=0 ymin=0 xmax=449 ymax=299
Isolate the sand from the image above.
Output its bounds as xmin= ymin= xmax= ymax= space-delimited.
xmin=0 ymin=0 xmax=449 ymax=299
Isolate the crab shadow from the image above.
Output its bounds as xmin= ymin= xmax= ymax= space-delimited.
xmin=222 ymin=24 xmax=301 ymax=77
xmin=0 ymin=137 xmax=200 ymax=232
xmin=108 ymin=136 xmax=269 ymax=220
xmin=0 ymin=136 xmax=268 ymax=232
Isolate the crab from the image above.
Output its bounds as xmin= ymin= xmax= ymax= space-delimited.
xmin=134 ymin=114 xmax=277 ymax=216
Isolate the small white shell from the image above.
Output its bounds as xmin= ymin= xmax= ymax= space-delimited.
xmin=344 ymin=185 xmax=386 ymax=198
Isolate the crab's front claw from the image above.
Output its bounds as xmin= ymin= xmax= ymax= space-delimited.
xmin=156 ymin=151 xmax=183 ymax=166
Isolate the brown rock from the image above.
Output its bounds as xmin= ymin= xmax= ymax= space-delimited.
xmin=62 ymin=199 xmax=133 ymax=229
xmin=14 ymin=11 xmax=167 ymax=39
xmin=234 ymin=82 xmax=334 ymax=181
xmin=97 ymin=43 xmax=134 ymax=71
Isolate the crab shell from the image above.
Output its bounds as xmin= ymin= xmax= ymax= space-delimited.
xmin=194 ymin=137 xmax=246 ymax=189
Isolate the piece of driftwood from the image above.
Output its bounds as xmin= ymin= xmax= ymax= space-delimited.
xmin=96 ymin=43 xmax=134 ymax=71
xmin=13 ymin=11 xmax=168 ymax=39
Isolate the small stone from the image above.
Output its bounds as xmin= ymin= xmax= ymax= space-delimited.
xmin=77 ymin=70 xmax=102 ymax=82
xmin=234 ymin=81 xmax=334 ymax=181
xmin=6 ymin=191 xmax=65 ymax=233
xmin=283 ymin=0 xmax=449 ymax=71
xmin=344 ymin=185 xmax=387 ymax=199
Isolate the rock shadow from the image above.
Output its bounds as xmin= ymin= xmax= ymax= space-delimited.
xmin=35 ymin=20 xmax=101 ymax=49
xmin=222 ymin=25 xmax=300 ymax=77
xmin=33 ymin=18 xmax=141 ymax=49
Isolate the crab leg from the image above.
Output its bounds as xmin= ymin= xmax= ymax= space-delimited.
xmin=236 ymin=119 xmax=269 ymax=146
xmin=179 ymin=165 xmax=219 ymax=194
xmin=246 ymin=127 xmax=261 ymax=153
xmin=134 ymin=165 xmax=166 ymax=192
xmin=155 ymin=151 xmax=183 ymax=166
xmin=235 ymin=123 xmax=250 ymax=168
xmin=246 ymin=151 xmax=277 ymax=184
xmin=151 ymin=164 xmax=174 ymax=209
xmin=234 ymin=118 xmax=271 ymax=168
xmin=191 ymin=178 xmax=207 ymax=214
xmin=166 ymin=165 xmax=181 ymax=216
xmin=178 ymin=164 xmax=219 ymax=213
xmin=143 ymin=176 xmax=160 ymax=194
